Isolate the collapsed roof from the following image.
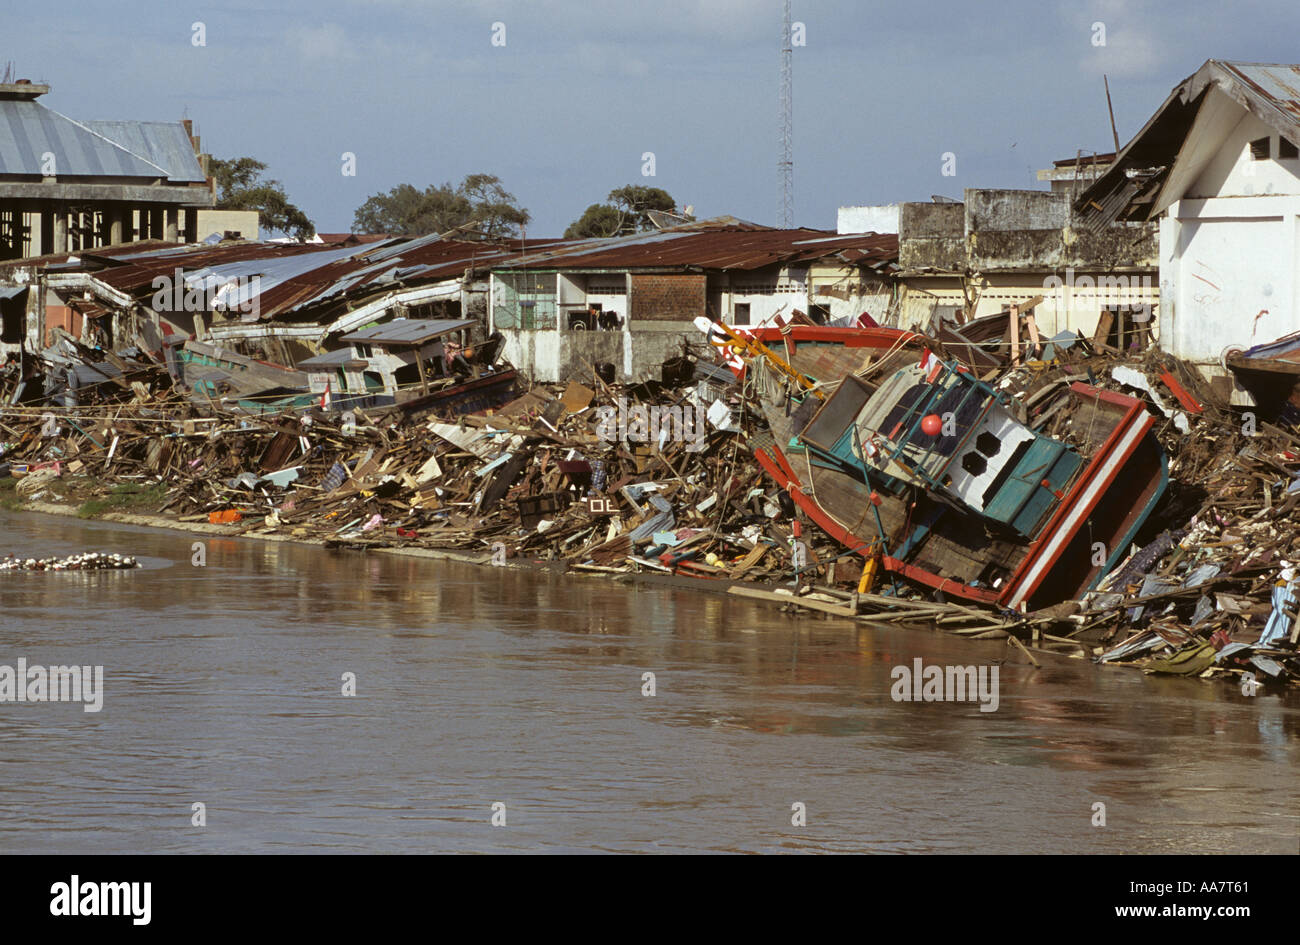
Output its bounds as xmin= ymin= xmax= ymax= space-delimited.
xmin=1074 ymin=60 xmax=1300 ymax=231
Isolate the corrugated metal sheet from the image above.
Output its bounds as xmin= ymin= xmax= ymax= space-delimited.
xmin=488 ymin=224 xmax=898 ymax=272
xmin=0 ymin=100 xmax=168 ymax=178
xmin=28 ymin=225 xmax=897 ymax=331
xmin=83 ymin=120 xmax=206 ymax=182
xmin=1220 ymin=62 xmax=1300 ymax=129
xmin=340 ymin=318 xmax=474 ymax=345
xmin=26 ymin=236 xmax=552 ymax=323
xmin=296 ymin=348 xmax=355 ymax=368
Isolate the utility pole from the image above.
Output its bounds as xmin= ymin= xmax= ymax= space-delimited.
xmin=779 ymin=0 xmax=793 ymax=228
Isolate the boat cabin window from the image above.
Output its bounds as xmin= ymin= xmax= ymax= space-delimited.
xmin=801 ymin=374 xmax=873 ymax=453
xmin=861 ymin=365 xmax=991 ymax=479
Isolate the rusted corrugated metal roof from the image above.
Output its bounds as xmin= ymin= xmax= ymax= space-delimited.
xmin=25 ymin=224 xmax=897 ymax=327
xmin=60 ymin=235 xmax=552 ymax=321
xmin=489 ymin=223 xmax=897 ymax=272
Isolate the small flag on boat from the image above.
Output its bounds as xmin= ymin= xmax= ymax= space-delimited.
xmin=919 ymin=348 xmax=942 ymax=383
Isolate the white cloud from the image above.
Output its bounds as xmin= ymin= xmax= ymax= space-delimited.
xmin=288 ymin=23 xmax=356 ymax=62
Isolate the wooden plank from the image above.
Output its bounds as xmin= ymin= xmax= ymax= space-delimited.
xmin=1092 ymin=309 xmax=1115 ymax=346
xmin=726 ymin=585 xmax=856 ymax=618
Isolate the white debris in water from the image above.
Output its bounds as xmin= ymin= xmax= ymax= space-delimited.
xmin=1 ymin=551 xmax=139 ymax=572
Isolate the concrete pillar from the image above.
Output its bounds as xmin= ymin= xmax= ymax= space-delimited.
xmin=25 ymin=202 xmax=40 ymax=254
xmin=53 ymin=210 xmax=67 ymax=255
xmin=96 ymin=208 xmax=111 ymax=247
xmin=165 ymin=207 xmax=178 ymax=243
xmin=109 ymin=207 xmax=124 ymax=246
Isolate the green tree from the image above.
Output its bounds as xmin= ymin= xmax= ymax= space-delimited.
xmin=564 ymin=185 xmax=681 ymax=238
xmin=209 ymin=157 xmax=315 ymax=241
xmin=352 ymin=174 xmax=530 ymax=238
xmin=564 ymin=203 xmax=624 ymax=239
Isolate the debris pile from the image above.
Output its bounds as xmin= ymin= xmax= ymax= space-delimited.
xmin=0 ymin=330 xmax=1297 ymax=691
xmin=0 ymin=361 xmax=832 ymax=587
xmin=985 ymin=345 xmax=1300 ymax=688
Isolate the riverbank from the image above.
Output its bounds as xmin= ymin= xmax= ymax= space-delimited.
xmin=2 ymin=345 xmax=1298 ymax=692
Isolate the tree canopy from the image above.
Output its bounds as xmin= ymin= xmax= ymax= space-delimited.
xmin=209 ymin=157 xmax=315 ymax=241
xmin=352 ymin=174 xmax=530 ymax=238
xmin=564 ymin=185 xmax=681 ymax=238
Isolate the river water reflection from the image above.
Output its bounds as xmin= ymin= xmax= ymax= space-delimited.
xmin=1 ymin=511 xmax=1296 ymax=853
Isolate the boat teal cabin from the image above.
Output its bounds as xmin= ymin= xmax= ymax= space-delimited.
xmin=800 ymin=360 xmax=1082 ymax=539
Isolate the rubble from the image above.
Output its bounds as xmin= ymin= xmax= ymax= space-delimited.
xmin=0 ymin=322 xmax=1297 ymax=692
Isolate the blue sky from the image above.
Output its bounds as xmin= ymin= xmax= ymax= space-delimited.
xmin=7 ymin=0 xmax=1298 ymax=235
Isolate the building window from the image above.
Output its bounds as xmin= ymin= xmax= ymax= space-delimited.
xmin=733 ymin=302 xmax=751 ymax=326
xmin=495 ymin=272 xmax=556 ymax=330
xmin=1280 ymin=137 xmax=1299 ymax=160
xmin=1250 ymin=136 xmax=1270 ymax=160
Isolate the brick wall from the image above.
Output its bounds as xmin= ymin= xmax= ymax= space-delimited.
xmin=629 ymin=273 xmax=706 ymax=321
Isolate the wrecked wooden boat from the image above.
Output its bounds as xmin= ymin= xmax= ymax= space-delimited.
xmin=700 ymin=320 xmax=1169 ymax=610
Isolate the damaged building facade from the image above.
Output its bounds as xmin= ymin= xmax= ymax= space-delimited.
xmin=0 ymin=81 xmax=213 ymax=260
xmin=487 ymin=221 xmax=898 ymax=383
xmin=886 ymin=186 xmax=1158 ymax=349
xmin=1075 ymin=59 xmax=1300 ymax=388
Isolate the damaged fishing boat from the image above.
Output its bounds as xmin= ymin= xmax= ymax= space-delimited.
xmin=698 ymin=319 xmax=1169 ymax=610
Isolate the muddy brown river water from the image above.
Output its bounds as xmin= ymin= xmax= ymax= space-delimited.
xmin=1 ymin=510 xmax=1296 ymax=853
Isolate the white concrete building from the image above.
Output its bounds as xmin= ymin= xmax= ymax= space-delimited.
xmin=1074 ymin=60 xmax=1300 ymax=375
